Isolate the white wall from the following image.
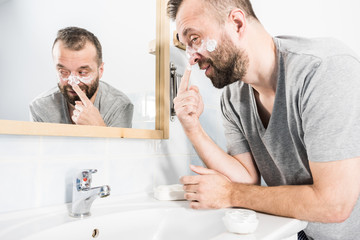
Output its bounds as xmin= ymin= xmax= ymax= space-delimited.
xmin=0 ymin=122 xmax=198 ymax=213
xmin=252 ymin=0 xmax=360 ymax=55
xmin=0 ymin=0 xmax=359 ymax=214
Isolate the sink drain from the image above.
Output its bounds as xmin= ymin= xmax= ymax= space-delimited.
xmin=92 ymin=228 xmax=100 ymax=238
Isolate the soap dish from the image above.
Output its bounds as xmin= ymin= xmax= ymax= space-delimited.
xmin=222 ymin=209 xmax=259 ymax=234
xmin=153 ymin=184 xmax=185 ymax=201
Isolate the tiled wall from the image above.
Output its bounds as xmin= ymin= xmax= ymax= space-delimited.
xmin=0 ymin=105 xmax=226 ymax=214
xmin=0 ymin=124 xmax=194 ymax=213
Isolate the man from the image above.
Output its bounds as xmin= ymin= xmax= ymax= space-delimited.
xmin=30 ymin=27 xmax=133 ymax=128
xmin=168 ymin=0 xmax=360 ymax=239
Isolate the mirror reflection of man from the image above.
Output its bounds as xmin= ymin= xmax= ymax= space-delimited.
xmin=29 ymin=26 xmax=133 ymax=127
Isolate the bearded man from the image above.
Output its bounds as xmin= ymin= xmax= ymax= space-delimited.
xmin=169 ymin=0 xmax=360 ymax=239
xmin=30 ymin=27 xmax=133 ymax=127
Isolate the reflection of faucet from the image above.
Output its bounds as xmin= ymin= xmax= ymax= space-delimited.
xmin=70 ymin=169 xmax=110 ymax=218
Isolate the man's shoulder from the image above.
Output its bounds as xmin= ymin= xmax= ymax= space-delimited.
xmin=98 ymin=81 xmax=132 ymax=105
xmin=222 ymin=81 xmax=248 ymax=98
xmin=221 ymin=81 xmax=250 ymax=109
xmin=275 ymin=36 xmax=358 ymax=60
xmin=30 ymin=86 xmax=63 ymax=108
xmin=29 ymin=86 xmax=66 ymax=123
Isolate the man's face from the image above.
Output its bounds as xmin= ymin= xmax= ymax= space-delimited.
xmin=57 ymin=74 xmax=99 ymax=105
xmin=176 ymin=0 xmax=249 ymax=89
xmin=53 ymin=41 xmax=103 ymax=105
xmin=196 ymin=32 xmax=249 ymax=89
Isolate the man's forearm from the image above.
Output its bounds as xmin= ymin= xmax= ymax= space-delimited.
xmin=231 ymin=183 xmax=351 ymax=223
xmin=185 ymin=122 xmax=258 ymax=184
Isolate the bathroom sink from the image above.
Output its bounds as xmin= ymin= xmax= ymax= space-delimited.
xmin=23 ymin=208 xmax=226 ymax=240
xmin=0 ymin=194 xmax=307 ymax=240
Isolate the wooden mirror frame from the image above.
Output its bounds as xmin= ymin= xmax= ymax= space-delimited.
xmin=0 ymin=0 xmax=170 ymax=139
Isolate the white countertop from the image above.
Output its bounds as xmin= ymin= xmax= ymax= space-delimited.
xmin=0 ymin=193 xmax=307 ymax=240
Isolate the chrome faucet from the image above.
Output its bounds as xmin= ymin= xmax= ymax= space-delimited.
xmin=70 ymin=169 xmax=110 ymax=218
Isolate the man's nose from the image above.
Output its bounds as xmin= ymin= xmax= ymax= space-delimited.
xmin=188 ymin=52 xmax=201 ymax=65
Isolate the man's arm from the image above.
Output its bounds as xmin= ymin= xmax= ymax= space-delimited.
xmin=182 ymin=157 xmax=360 ymax=223
xmin=174 ymin=68 xmax=259 ymax=184
xmin=187 ymin=125 xmax=259 ymax=184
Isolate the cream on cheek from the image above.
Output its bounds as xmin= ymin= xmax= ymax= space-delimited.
xmin=58 ymin=73 xmax=95 ymax=85
xmin=77 ymin=75 xmax=94 ymax=84
xmin=186 ymin=38 xmax=218 ymax=65
xmin=205 ymin=38 xmax=217 ymax=52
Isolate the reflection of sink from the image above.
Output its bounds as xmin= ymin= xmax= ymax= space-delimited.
xmin=0 ymin=194 xmax=307 ymax=240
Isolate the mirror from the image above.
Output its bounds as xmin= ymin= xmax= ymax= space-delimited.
xmin=0 ymin=0 xmax=169 ymax=139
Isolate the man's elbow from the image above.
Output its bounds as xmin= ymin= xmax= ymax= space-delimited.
xmin=230 ymin=175 xmax=260 ymax=185
xmin=321 ymin=201 xmax=355 ymax=223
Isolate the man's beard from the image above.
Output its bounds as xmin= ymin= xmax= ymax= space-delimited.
xmin=58 ymin=76 xmax=99 ymax=105
xmin=198 ymin=34 xmax=249 ymax=89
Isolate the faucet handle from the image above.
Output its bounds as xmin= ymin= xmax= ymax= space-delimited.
xmin=76 ymin=169 xmax=97 ymax=190
xmin=82 ymin=169 xmax=97 ymax=176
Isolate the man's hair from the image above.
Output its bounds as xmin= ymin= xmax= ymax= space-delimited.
xmin=53 ymin=26 xmax=102 ymax=66
xmin=167 ymin=0 xmax=258 ymax=23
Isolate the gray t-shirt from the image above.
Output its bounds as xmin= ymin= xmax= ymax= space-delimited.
xmin=29 ymin=81 xmax=133 ymax=128
xmin=220 ymin=36 xmax=360 ymax=240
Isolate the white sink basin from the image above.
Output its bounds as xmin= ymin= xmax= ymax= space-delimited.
xmin=0 ymin=194 xmax=307 ymax=240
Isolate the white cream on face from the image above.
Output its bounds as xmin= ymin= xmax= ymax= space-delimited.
xmin=58 ymin=73 xmax=94 ymax=85
xmin=186 ymin=38 xmax=218 ymax=63
xmin=205 ymin=39 xmax=217 ymax=52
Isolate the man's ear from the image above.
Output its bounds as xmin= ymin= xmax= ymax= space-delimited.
xmin=98 ymin=62 xmax=104 ymax=79
xmin=228 ymin=9 xmax=247 ymax=35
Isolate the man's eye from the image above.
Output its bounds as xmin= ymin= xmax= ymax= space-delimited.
xmin=59 ymin=69 xmax=70 ymax=77
xmin=191 ymin=37 xmax=200 ymax=45
xmin=79 ymin=71 xmax=89 ymax=76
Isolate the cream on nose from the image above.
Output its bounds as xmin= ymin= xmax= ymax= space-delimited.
xmin=68 ymin=74 xmax=80 ymax=85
